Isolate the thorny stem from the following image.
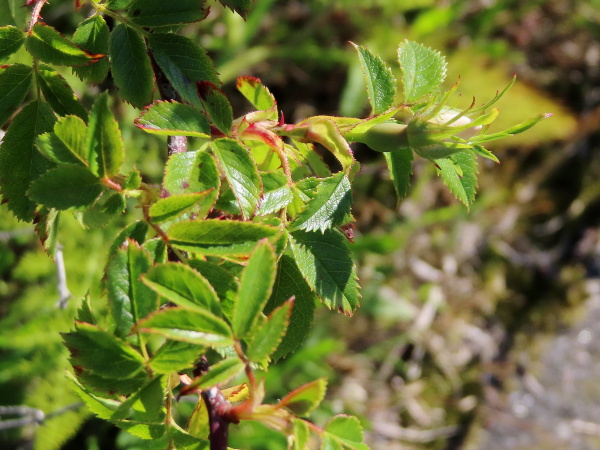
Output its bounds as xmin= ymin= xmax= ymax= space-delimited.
xmin=27 ymin=0 xmax=47 ymax=32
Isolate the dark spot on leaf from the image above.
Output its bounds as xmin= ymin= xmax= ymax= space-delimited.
xmin=132 ymin=9 xmax=141 ymax=16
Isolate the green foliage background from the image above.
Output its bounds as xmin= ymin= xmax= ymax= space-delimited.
xmin=1 ymin=0 xmax=597 ymax=448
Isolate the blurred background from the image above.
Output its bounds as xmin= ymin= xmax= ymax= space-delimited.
xmin=1 ymin=0 xmax=599 ymax=448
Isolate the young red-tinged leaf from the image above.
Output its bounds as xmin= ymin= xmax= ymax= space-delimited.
xmin=148 ymin=192 xmax=212 ymax=224
xmin=26 ymin=23 xmax=104 ymax=66
xmin=265 ymin=255 xmax=317 ymax=360
xmin=232 ymin=240 xmax=276 ymax=338
xmin=289 ymin=230 xmax=360 ymax=315
xmin=36 ymin=115 xmax=88 ymax=166
xmin=219 ymin=0 xmax=253 ymax=19
xmin=298 ymin=118 xmax=355 ymax=170
xmin=142 ymin=262 xmax=221 ymax=316
xmin=197 ymin=81 xmax=233 ymax=134
xmin=435 ymin=150 xmax=478 ymax=207
xmin=236 ymin=76 xmax=277 ymax=118
xmin=167 ymin=219 xmax=279 ymax=256
xmin=323 ymin=415 xmax=368 ymax=450
xmin=211 ymin=138 xmax=262 ymax=219
xmin=163 ymin=150 xmax=219 ymax=218
xmin=37 ymin=65 xmax=88 ymax=120
xmin=127 ymin=0 xmax=209 ymax=27
xmin=247 ymin=299 xmax=292 ymax=362
xmin=135 ymin=101 xmax=210 ymax=137
xmin=86 ymin=92 xmax=124 ymax=178
xmin=28 ymin=164 xmax=102 ymax=210
xmin=0 ymin=25 xmax=24 ymax=60
xmin=185 ymin=358 xmax=245 ymax=391
xmin=398 ymin=40 xmax=447 ymax=103
xmin=352 ymin=43 xmax=396 ymax=115
xmin=384 ymin=147 xmax=413 ymax=200
xmin=187 ymin=259 xmax=238 ymax=320
xmin=278 ymin=378 xmax=327 ymax=416
xmin=134 ymin=307 xmax=233 ymax=347
xmin=149 ymin=33 xmax=220 ymax=109
xmin=291 ymin=172 xmax=352 ymax=233
xmin=0 ymin=64 xmax=32 ymax=127
xmin=0 ymin=102 xmax=55 ymax=221
xmin=108 ymin=24 xmax=153 ymax=108
xmin=105 ymin=241 xmax=158 ymax=340
xmin=292 ymin=419 xmax=310 ymax=450
xmin=72 ymin=15 xmax=110 ymax=84
xmin=149 ymin=340 xmax=204 ymax=374
xmin=109 ymin=221 xmax=149 ymax=255
xmin=62 ymin=321 xmax=146 ymax=378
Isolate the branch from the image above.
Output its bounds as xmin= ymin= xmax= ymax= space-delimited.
xmin=0 ymin=403 xmax=83 ymax=431
xmin=54 ymin=243 xmax=71 ymax=309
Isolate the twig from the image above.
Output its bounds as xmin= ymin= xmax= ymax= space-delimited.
xmin=0 ymin=402 xmax=83 ymax=431
xmin=54 ymin=243 xmax=71 ymax=309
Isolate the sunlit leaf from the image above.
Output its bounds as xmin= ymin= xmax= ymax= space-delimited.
xmin=236 ymin=76 xmax=276 ymax=117
xmin=86 ymin=92 xmax=124 ymax=178
xmin=135 ymin=101 xmax=210 ymax=137
xmin=435 ymin=150 xmax=478 ymax=207
xmin=352 ymin=43 xmax=396 ymax=115
xmin=247 ymin=299 xmax=292 ymax=362
xmin=36 ymin=115 xmax=88 ymax=166
xmin=278 ymin=378 xmax=327 ymax=416
xmin=0 ymin=25 xmax=25 ymax=60
xmin=149 ymin=340 xmax=204 ymax=374
xmin=384 ymin=148 xmax=413 ymax=200
xmin=37 ymin=65 xmax=88 ymax=120
xmin=149 ymin=192 xmax=212 ymax=223
xmin=398 ymin=40 xmax=446 ymax=102
xmin=323 ymin=415 xmax=368 ymax=450
xmin=72 ymin=14 xmax=110 ymax=83
xmin=198 ymin=81 xmax=233 ymax=134
xmin=0 ymin=63 xmax=32 ymax=127
xmin=186 ymin=358 xmax=245 ymax=391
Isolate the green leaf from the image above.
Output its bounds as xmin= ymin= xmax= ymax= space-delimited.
xmin=149 ymin=340 xmax=203 ymax=374
xmin=34 ymin=207 xmax=60 ymax=256
xmin=163 ymin=150 xmax=219 ymax=218
xmin=0 ymin=101 xmax=56 ymax=221
xmin=77 ymin=192 xmax=127 ymax=230
xmin=108 ymin=24 xmax=153 ymax=108
xmin=149 ymin=33 xmax=220 ymax=108
xmin=68 ymin=372 xmax=120 ymax=420
xmin=37 ymin=65 xmax=88 ymax=120
xmin=299 ymin=118 xmax=354 ymax=170
xmin=109 ymin=221 xmax=149 ymax=255
xmin=187 ymin=358 xmax=245 ymax=391
xmin=398 ymin=40 xmax=447 ymax=102
xmin=257 ymin=171 xmax=294 ymax=216
xmin=236 ymin=76 xmax=276 ymax=115
xmin=278 ymin=378 xmax=327 ymax=416
xmin=0 ymin=64 xmax=32 ymax=127
xmin=62 ymin=322 xmax=146 ymax=378
xmin=142 ymin=262 xmax=221 ymax=315
xmin=124 ymin=168 xmax=142 ymax=190
xmin=0 ymin=25 xmax=24 ymax=60
xmin=384 ymin=148 xmax=413 ymax=200
xmin=352 ymin=43 xmax=396 ymax=115
xmin=127 ymin=0 xmax=209 ymax=27
xmin=28 ymin=164 xmax=102 ymax=210
xmin=168 ymin=219 xmax=279 ymax=256
xmin=187 ymin=259 xmax=238 ymax=321
xmin=105 ymin=241 xmax=158 ymax=339
xmin=289 ymin=230 xmax=359 ymax=315
xmin=135 ymin=101 xmax=210 ymax=137
xmin=291 ymin=172 xmax=352 ymax=233
xmin=265 ymin=255 xmax=317 ymax=360
xmin=247 ymin=299 xmax=292 ymax=362
xmin=26 ymin=23 xmax=104 ymax=66
xmin=323 ymin=415 xmax=368 ymax=450
xmin=435 ymin=150 xmax=478 ymax=207
xmin=72 ymin=15 xmax=110 ymax=84
xmin=37 ymin=115 xmax=88 ymax=166
xmin=198 ymin=82 xmax=233 ymax=134
xmin=134 ymin=307 xmax=233 ymax=347
xmin=86 ymin=92 xmax=124 ymax=178
xmin=233 ymin=240 xmax=276 ymax=338
xmin=292 ymin=419 xmax=310 ymax=450
xmin=211 ymin=138 xmax=262 ymax=219
xmin=149 ymin=192 xmax=212 ymax=223
xmin=106 ymin=0 xmax=134 ymax=8
xmin=218 ymin=0 xmax=253 ymax=18
xmin=112 ymin=376 xmax=166 ymax=422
